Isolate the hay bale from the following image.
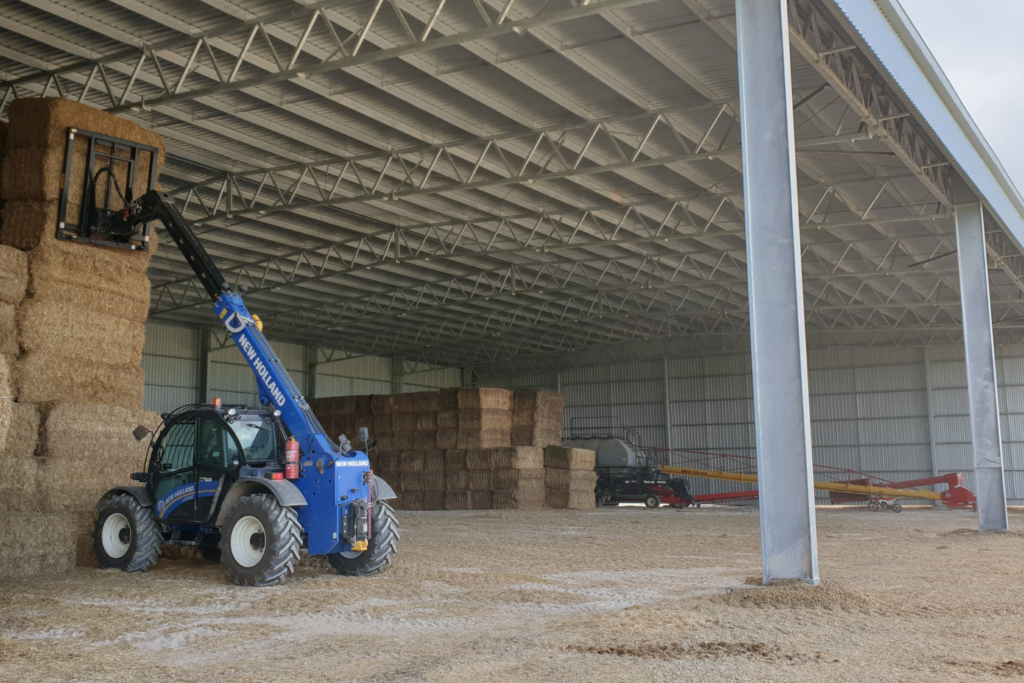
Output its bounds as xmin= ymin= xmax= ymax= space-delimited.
xmin=511 ymin=420 xmax=563 ymax=448
xmin=545 ymin=469 xmax=598 ymax=490
xmin=29 ymin=263 xmax=151 ymax=321
xmin=493 ymin=486 xmax=545 ymax=510
xmin=41 ymin=403 xmax=161 ymax=463
xmin=445 ymin=470 xmax=469 ymax=490
xmin=0 ymin=355 xmax=11 ymax=454
xmin=393 ymin=413 xmax=418 ymax=432
xmin=0 ymin=303 xmax=16 ymax=357
xmin=18 ymin=355 xmax=146 ymax=409
xmin=0 ymin=402 xmax=42 ymax=512
xmin=1 ymin=147 xmax=68 ymax=201
xmin=422 ymin=450 xmax=445 ymax=472
xmin=371 ymin=394 xmax=395 ymax=415
xmin=416 ymin=413 xmax=438 ymax=431
xmin=436 ymin=428 xmax=458 ymax=449
xmin=399 ymin=451 xmax=424 ymax=473
xmin=468 ymin=471 xmax=491 ymax=491
xmin=0 ymin=511 xmax=78 ymax=578
xmin=437 ymin=409 xmax=459 ymax=429
xmin=376 ymin=434 xmax=399 ymax=452
xmin=512 ymin=390 xmax=565 ymax=426
xmin=421 ymin=471 xmax=445 ymax=492
xmin=545 ymin=489 xmax=595 ymax=510
xmin=438 ymin=388 xmax=459 ymax=410
xmin=458 ymin=409 xmax=512 ymax=432
xmin=493 ymin=468 xmax=544 ymax=489
xmin=457 ymin=430 xmax=510 ymax=449
xmin=400 ymin=472 xmax=422 ymax=492
xmin=444 ymin=449 xmax=467 ymax=470
xmin=470 ymin=490 xmax=494 ymax=510
xmin=0 ymin=245 xmax=28 ymax=305
xmin=17 ymin=299 xmax=146 ymax=365
xmin=422 ymin=491 xmax=445 ymax=510
xmin=444 ymin=490 xmax=470 ymax=510
xmin=374 ymin=451 xmax=402 ymax=476
xmin=373 ymin=414 xmax=394 ymax=432
xmin=74 ymin=510 xmax=100 ymax=568
xmin=400 ymin=491 xmax=423 ymax=511
xmin=5 ymin=98 xmax=165 ymax=154
xmin=457 ymin=388 xmax=511 ymax=411
xmin=491 ymin=447 xmax=544 ymax=470
xmin=37 ymin=457 xmax=135 ymax=511
xmin=544 ymin=446 xmax=596 ymax=470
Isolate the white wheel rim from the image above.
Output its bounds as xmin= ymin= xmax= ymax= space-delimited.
xmin=102 ymin=513 xmax=132 ymax=559
xmin=231 ymin=515 xmax=266 ymax=568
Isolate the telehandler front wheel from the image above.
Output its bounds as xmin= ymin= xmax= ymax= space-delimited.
xmin=326 ymin=500 xmax=399 ymax=577
xmin=94 ymin=494 xmax=163 ymax=572
xmin=220 ymin=494 xmax=302 ymax=587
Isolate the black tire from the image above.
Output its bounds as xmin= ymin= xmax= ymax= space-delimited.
xmin=219 ymin=494 xmax=302 ymax=587
xmin=645 ymin=495 xmax=660 ymax=508
xmin=891 ymin=503 xmax=903 ymax=513
xmin=93 ymin=494 xmax=162 ymax=572
xmin=867 ymin=501 xmax=880 ymax=512
xmin=200 ymin=546 xmax=222 ymax=563
xmin=327 ymin=501 xmax=399 ymax=577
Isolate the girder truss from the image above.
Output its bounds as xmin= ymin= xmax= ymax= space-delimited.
xmin=1 ymin=0 xmax=1022 ymax=369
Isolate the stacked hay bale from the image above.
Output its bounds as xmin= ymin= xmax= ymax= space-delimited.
xmin=544 ymin=446 xmax=598 ymax=509
xmin=0 ymin=99 xmax=163 ymax=577
xmin=511 ymin=389 xmax=564 ymax=447
xmin=437 ymin=388 xmax=512 ymax=449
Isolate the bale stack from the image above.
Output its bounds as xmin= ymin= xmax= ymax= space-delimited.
xmin=436 ymin=388 xmax=512 ymax=449
xmin=511 ymin=390 xmax=564 ymax=447
xmin=0 ymin=99 xmax=164 ymax=575
xmin=544 ymin=446 xmax=598 ymax=509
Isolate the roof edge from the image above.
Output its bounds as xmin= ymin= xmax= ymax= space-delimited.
xmin=829 ymin=0 xmax=1024 ymax=243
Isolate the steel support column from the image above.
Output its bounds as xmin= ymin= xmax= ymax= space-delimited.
xmin=736 ymin=0 xmax=819 ymax=585
xmin=392 ymin=357 xmax=404 ymax=394
xmin=305 ymin=345 xmax=318 ymax=400
xmin=663 ymin=357 xmax=673 ymax=450
xmin=198 ymin=329 xmax=212 ymax=404
xmin=955 ymin=201 xmax=1009 ymax=531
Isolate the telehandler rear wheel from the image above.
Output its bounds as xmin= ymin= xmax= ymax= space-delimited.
xmin=93 ymin=494 xmax=162 ymax=572
xmin=219 ymin=494 xmax=301 ymax=587
xmin=327 ymin=500 xmax=399 ymax=577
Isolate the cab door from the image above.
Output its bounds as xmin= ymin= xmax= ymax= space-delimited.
xmin=195 ymin=418 xmax=242 ymax=523
xmin=150 ymin=418 xmax=198 ymax=522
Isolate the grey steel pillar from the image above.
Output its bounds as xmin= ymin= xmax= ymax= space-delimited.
xmin=663 ymin=357 xmax=673 ymax=450
xmin=198 ymin=329 xmax=212 ymax=403
xmin=955 ymin=201 xmax=1009 ymax=531
xmin=305 ymin=345 xmax=318 ymax=400
xmin=392 ymin=356 xmax=404 ymax=394
xmin=736 ymin=0 xmax=819 ymax=584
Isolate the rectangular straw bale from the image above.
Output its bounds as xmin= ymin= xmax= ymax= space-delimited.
xmin=1 ymin=402 xmax=40 ymax=462
xmin=422 ymin=450 xmax=446 ymax=472
xmin=458 ymin=409 xmax=512 ymax=432
xmin=27 ymin=272 xmax=152 ymax=323
xmin=371 ymin=394 xmax=396 ymax=415
xmin=470 ymin=490 xmax=494 ymax=510
xmin=444 ymin=490 xmax=471 ymax=510
xmin=393 ymin=392 xmax=418 ymax=414
xmin=0 ymin=355 xmax=10 ymax=453
xmin=400 ymin=472 xmax=423 ymax=492
xmin=0 ymin=511 xmax=78 ymax=578
xmin=373 ymin=414 xmax=394 ymax=432
xmin=512 ymin=389 xmax=565 ymax=425
xmin=457 ymin=430 xmax=510 ymax=450
xmin=375 ymin=452 xmax=402 ymax=476
xmin=6 ymin=98 xmax=166 ymax=154
xmin=375 ymin=434 xmax=399 ymax=452
xmin=457 ymin=387 xmax=511 ymax=411
xmin=467 ymin=470 xmax=491 ymax=491
xmin=545 ymin=489 xmax=595 ymax=510
xmin=402 ymin=432 xmax=436 ymax=450
xmin=0 ymin=456 xmax=42 ymax=512
xmin=399 ymin=450 xmax=424 ymax=473
xmin=493 ymin=468 xmax=544 ymax=489
xmin=74 ymin=510 xmax=99 ymax=568
xmin=490 ymin=447 xmax=544 ymax=470
xmin=438 ymin=388 xmax=459 ymax=410
xmin=492 ymin=488 xmax=545 ymax=510
xmin=17 ymin=355 xmax=145 ymax=409
xmin=0 ymin=245 xmax=28 ymax=305
xmin=17 ymin=299 xmax=146 ymax=365
xmin=436 ymin=428 xmax=459 ymax=449
xmin=1 ymin=147 xmax=67 ymax=201
xmin=41 ymin=403 xmax=162 ymax=464
xmin=0 ymin=303 xmax=16 ymax=357
xmin=421 ymin=471 xmax=445 ymax=492
xmin=546 ymin=469 xmax=599 ymax=490
xmin=37 ymin=457 xmax=135 ymax=512
xmin=445 ymin=469 xmax=469 ymax=490
xmin=437 ymin=409 xmax=459 ymax=429
xmin=416 ymin=413 xmax=438 ymax=431
xmin=444 ymin=449 xmax=467 ymax=470
xmin=465 ymin=449 xmax=492 ymax=471
xmin=511 ymin=419 xmax=563 ymax=448
xmin=422 ymin=491 xmax=445 ymax=510
xmin=400 ymin=491 xmax=423 ymax=511
xmin=393 ymin=413 xmax=419 ymax=432
xmin=25 ymin=215 xmax=157 ymax=274
xmin=544 ymin=446 xmax=596 ymax=470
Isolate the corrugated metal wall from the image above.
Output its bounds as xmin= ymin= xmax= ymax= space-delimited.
xmin=141 ymin=322 xmax=460 ymax=415
xmin=484 ymin=344 xmax=1024 ymax=505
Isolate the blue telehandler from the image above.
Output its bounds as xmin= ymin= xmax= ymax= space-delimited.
xmin=76 ymin=144 xmax=398 ymax=585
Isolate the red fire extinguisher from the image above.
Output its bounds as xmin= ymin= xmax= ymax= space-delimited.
xmin=284 ymin=438 xmax=300 ymax=480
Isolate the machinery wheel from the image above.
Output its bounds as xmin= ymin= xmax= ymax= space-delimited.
xmin=93 ymin=494 xmax=162 ymax=572
xmin=867 ymin=501 xmax=880 ymax=512
xmin=327 ymin=501 xmax=399 ymax=577
xmin=219 ymin=494 xmax=301 ymax=587
xmin=645 ymin=495 xmax=661 ymax=508
xmin=891 ymin=503 xmax=903 ymax=513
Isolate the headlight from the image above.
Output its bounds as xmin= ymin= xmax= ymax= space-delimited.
xmin=227 ymin=408 xmax=236 ymax=416
xmin=273 ymin=410 xmax=282 ymax=417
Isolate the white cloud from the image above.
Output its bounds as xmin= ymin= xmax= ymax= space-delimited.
xmin=898 ymin=0 xmax=1024 ymax=195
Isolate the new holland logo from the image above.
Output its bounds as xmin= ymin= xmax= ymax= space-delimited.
xmin=237 ymin=333 xmax=287 ymax=407
xmin=336 ymin=460 xmax=370 ymax=467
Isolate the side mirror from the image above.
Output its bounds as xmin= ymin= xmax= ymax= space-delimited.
xmin=132 ymin=425 xmax=152 ymax=442
xmin=358 ymin=426 xmax=369 ymax=442
xmin=338 ymin=434 xmax=352 ymax=453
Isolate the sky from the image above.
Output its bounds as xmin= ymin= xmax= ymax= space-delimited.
xmin=897 ymin=0 xmax=1024 ymax=195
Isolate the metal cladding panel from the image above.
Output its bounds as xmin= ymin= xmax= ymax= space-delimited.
xmin=143 ymin=386 xmax=199 ymax=414
xmin=317 ymin=376 xmax=392 ymax=398
xmin=141 ymin=355 xmax=199 ymax=390
xmin=609 ymin=360 xmax=663 ymax=382
xmin=812 ymin=420 xmax=859 ymax=447
xmin=672 ymin=426 xmax=708 ymax=450
xmin=856 ymin=391 xmax=928 ymax=419
xmin=933 ymin=415 xmax=971 ymax=444
xmin=702 ymin=375 xmax=753 ymax=401
xmin=702 ymin=355 xmax=751 ymax=377
xmin=930 ymin=388 xmax=969 ymax=416
xmin=808 ymin=368 xmax=856 ymax=396
xmin=928 ymin=360 xmax=967 ymax=389
xmin=271 ymin=341 xmax=307 ymax=374
xmin=1005 ymin=471 xmax=1024 ymax=503
xmin=807 ymin=347 xmax=855 ymax=370
xmin=703 ymin=399 xmax=754 ymax=425
xmin=935 ymin=444 xmax=973 ymax=472
xmin=811 ymin=394 xmax=857 ymax=421
xmin=667 ymin=357 xmax=704 ymax=379
xmin=928 ymin=346 xmax=966 ymax=362
xmin=319 ymin=356 xmax=392 ymax=382
xmin=1003 ymin=443 xmax=1024 ymax=471
xmin=859 ymin=445 xmax=931 ymax=473
xmin=671 ymin=401 xmax=707 ymax=427
xmin=1000 ymin=357 xmax=1024 ymax=386
xmin=813 ymin=446 xmax=861 ymax=470
xmin=487 ymin=371 xmax=558 ymax=390
xmin=853 ymin=346 xmax=923 ymax=366
xmin=858 ymin=417 xmax=929 ymax=446
xmin=403 ymin=367 xmax=461 ymax=391
xmin=143 ymin=323 xmax=199 ymax=359
xmin=855 ymin=364 xmax=925 ymax=392
xmin=670 ymin=377 xmax=705 ymax=402
xmin=210 ymin=361 xmax=259 ymax=398
xmin=1004 ymin=415 xmax=1024 ymax=443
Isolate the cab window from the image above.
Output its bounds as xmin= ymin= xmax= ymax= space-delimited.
xmin=231 ymin=417 xmax=278 ymax=463
xmin=155 ymin=419 xmax=196 ymax=472
xmin=197 ymin=419 xmax=241 ymax=470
